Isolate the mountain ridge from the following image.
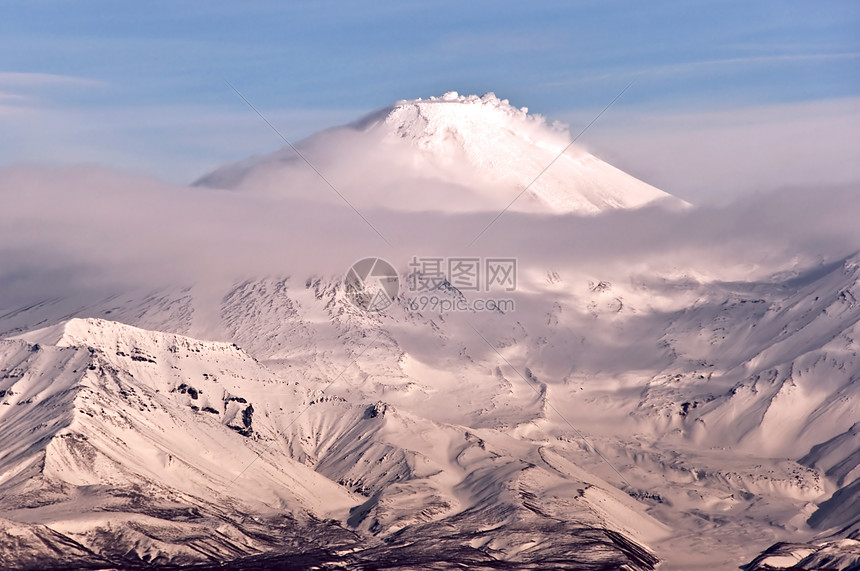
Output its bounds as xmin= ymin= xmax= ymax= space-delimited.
xmin=0 ymin=317 xmax=667 ymax=569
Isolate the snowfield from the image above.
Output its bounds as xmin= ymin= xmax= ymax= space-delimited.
xmin=0 ymin=92 xmax=858 ymax=569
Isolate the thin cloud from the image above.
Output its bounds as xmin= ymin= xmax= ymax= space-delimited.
xmin=0 ymin=91 xmax=28 ymax=102
xmin=0 ymin=72 xmax=106 ymax=88
xmin=568 ymin=97 xmax=860 ymax=202
xmin=652 ymin=51 xmax=860 ymax=73
xmin=542 ymin=52 xmax=860 ymax=87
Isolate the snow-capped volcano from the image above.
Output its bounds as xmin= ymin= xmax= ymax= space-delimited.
xmin=2 ymin=90 xmax=859 ymax=570
xmin=197 ymin=92 xmax=683 ymax=213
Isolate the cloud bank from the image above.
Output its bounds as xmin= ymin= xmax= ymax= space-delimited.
xmin=1 ymin=161 xmax=858 ymax=315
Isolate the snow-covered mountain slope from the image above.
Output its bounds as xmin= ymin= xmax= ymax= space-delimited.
xmin=803 ymin=423 xmax=860 ymax=536
xmin=196 ymin=92 xmax=684 ymax=214
xmin=1 ymin=89 xmax=857 ymax=569
xmin=2 ymin=254 xmax=860 ymax=569
xmin=743 ymin=539 xmax=860 ymax=571
xmin=0 ymin=318 xmax=666 ymax=569
xmin=0 ymin=319 xmax=362 ymax=567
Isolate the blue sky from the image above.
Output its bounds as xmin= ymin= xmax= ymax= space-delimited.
xmin=1 ymin=0 xmax=858 ymax=198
